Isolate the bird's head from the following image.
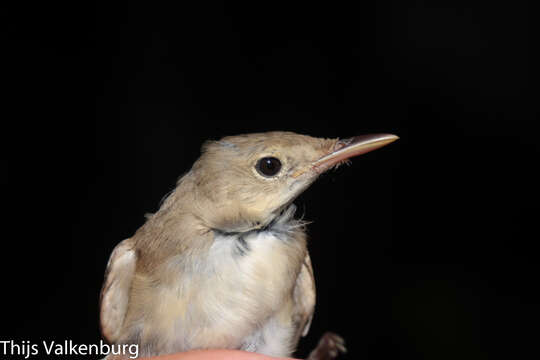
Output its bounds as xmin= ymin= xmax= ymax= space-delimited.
xmin=185 ymin=131 xmax=398 ymax=233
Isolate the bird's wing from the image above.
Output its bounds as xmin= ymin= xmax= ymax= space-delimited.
xmin=99 ymin=238 xmax=137 ymax=343
xmin=293 ymin=253 xmax=316 ymax=343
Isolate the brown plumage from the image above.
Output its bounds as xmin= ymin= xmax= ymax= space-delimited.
xmin=100 ymin=131 xmax=398 ymax=359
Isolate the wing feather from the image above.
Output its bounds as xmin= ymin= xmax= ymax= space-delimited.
xmin=99 ymin=238 xmax=136 ymax=343
xmin=292 ymin=253 xmax=316 ymax=344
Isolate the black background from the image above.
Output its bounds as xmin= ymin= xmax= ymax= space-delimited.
xmin=2 ymin=2 xmax=538 ymax=359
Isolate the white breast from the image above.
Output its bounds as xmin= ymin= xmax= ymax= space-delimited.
xmin=203 ymin=228 xmax=303 ymax=321
xmin=158 ymin=227 xmax=305 ymax=354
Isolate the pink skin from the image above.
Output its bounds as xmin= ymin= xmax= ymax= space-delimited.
xmin=140 ymin=350 xmax=298 ymax=360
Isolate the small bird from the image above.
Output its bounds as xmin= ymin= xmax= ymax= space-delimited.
xmin=100 ymin=131 xmax=398 ymax=359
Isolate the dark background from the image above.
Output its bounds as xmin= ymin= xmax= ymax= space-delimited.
xmin=2 ymin=2 xmax=538 ymax=359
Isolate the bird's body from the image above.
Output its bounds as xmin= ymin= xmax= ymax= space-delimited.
xmin=109 ymin=206 xmax=311 ymax=357
xmin=100 ymin=131 xmax=397 ymax=359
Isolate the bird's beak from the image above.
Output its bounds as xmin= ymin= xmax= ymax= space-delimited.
xmin=292 ymin=134 xmax=399 ymax=178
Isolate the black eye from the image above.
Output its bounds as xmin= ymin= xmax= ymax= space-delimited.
xmin=256 ymin=157 xmax=282 ymax=177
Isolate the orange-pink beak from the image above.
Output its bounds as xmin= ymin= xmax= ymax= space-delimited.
xmin=293 ymin=134 xmax=399 ymax=178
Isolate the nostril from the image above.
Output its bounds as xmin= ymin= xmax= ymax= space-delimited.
xmin=334 ymin=138 xmax=354 ymax=151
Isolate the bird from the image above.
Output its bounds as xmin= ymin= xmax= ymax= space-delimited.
xmin=100 ymin=131 xmax=398 ymax=359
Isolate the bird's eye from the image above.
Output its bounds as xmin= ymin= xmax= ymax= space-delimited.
xmin=256 ymin=157 xmax=282 ymax=177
